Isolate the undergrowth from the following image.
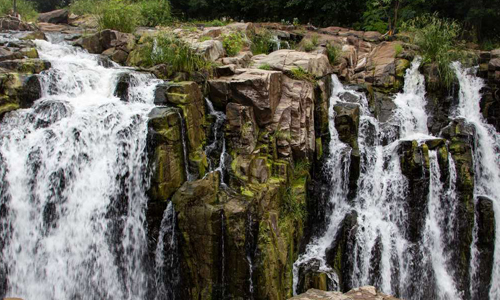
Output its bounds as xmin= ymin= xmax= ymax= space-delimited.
xmin=0 ymin=0 xmax=38 ymax=22
xmin=222 ymin=32 xmax=246 ymax=56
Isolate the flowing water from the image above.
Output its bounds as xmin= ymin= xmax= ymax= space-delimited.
xmin=294 ymin=58 xmax=469 ymax=299
xmin=452 ymin=62 xmax=500 ymax=299
xmin=0 ymin=37 xmax=163 ymax=299
xmin=205 ymin=98 xmax=229 ymax=185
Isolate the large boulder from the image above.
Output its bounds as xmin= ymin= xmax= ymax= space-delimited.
xmin=365 ymin=42 xmax=400 ymax=89
xmin=0 ymin=73 xmax=42 ymax=117
xmin=192 ymin=40 xmax=225 ymax=61
xmin=37 ymin=9 xmax=69 ymax=24
xmin=0 ymin=59 xmax=51 ymax=74
xmin=75 ymin=30 xmax=136 ymax=56
xmin=251 ymin=50 xmax=333 ymax=78
xmin=0 ymin=16 xmax=37 ymax=31
xmin=289 ymin=286 xmax=400 ymax=300
xmin=209 ymin=69 xmax=282 ymax=126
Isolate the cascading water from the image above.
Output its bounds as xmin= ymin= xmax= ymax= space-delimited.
xmin=205 ymin=98 xmax=229 ymax=185
xmin=0 ymin=38 xmax=165 ymax=299
xmin=294 ymin=58 xmax=467 ymax=299
xmin=453 ymin=62 xmax=500 ymax=299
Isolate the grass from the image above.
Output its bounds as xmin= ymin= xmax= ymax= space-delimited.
xmin=138 ymin=0 xmax=172 ymax=27
xmin=69 ymin=0 xmax=97 ymax=15
xmin=303 ymin=41 xmax=315 ymax=52
xmin=481 ymin=39 xmax=500 ymax=51
xmin=289 ymin=67 xmax=315 ymax=82
xmin=222 ymin=32 xmax=246 ymax=57
xmin=402 ymin=13 xmax=477 ymax=89
xmin=394 ymin=43 xmax=403 ymax=57
xmin=199 ymin=36 xmax=212 ymax=42
xmin=326 ymin=42 xmax=341 ymax=65
xmin=311 ymin=34 xmax=320 ymax=47
xmin=96 ymin=0 xmax=139 ymax=33
xmin=0 ymin=0 xmax=37 ymax=22
xmin=137 ymin=32 xmax=214 ymax=76
xmin=258 ymin=63 xmax=272 ymax=70
xmin=250 ymin=30 xmax=275 ymax=55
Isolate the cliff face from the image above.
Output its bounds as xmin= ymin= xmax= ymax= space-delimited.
xmin=1 ymin=18 xmax=499 ymax=300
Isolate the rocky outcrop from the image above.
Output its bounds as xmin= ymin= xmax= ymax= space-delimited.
xmin=251 ymin=50 xmax=333 ymax=78
xmin=75 ymin=30 xmax=136 ymax=64
xmin=193 ymin=40 xmax=225 ymax=61
xmin=38 ymin=9 xmax=69 ymax=24
xmin=0 ymin=16 xmax=37 ymax=31
xmin=290 ymin=286 xmax=399 ymax=300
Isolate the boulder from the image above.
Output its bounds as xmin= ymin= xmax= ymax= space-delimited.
xmin=147 ymin=107 xmax=186 ymax=202
xmin=488 ymin=58 xmax=500 ymax=71
xmin=37 ymin=9 xmax=69 ymax=24
xmin=0 ymin=73 xmax=42 ymax=117
xmin=113 ymin=73 xmax=131 ymax=102
xmin=251 ymin=50 xmax=333 ymax=78
xmin=202 ymin=27 xmax=222 ymax=38
xmin=0 ymin=48 xmax=24 ymax=62
xmin=221 ymin=51 xmax=253 ymax=68
xmin=0 ymin=16 xmax=37 ymax=31
xmin=102 ymin=48 xmax=129 ymax=64
xmin=20 ymin=31 xmax=47 ymax=41
xmin=365 ymin=42 xmax=400 ymax=88
xmin=289 ymin=286 xmax=400 ymax=300
xmin=75 ymin=30 xmax=136 ymax=55
xmin=0 ymin=59 xmax=51 ymax=74
xmin=208 ymin=69 xmax=282 ymax=126
xmin=192 ymin=40 xmax=225 ymax=61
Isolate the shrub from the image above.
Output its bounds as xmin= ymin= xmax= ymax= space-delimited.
xmin=70 ymin=0 xmax=97 ymax=15
xmin=394 ymin=43 xmax=403 ymax=57
xmin=303 ymin=41 xmax=315 ymax=52
xmin=138 ymin=33 xmax=213 ymax=75
xmin=199 ymin=36 xmax=212 ymax=42
xmin=0 ymin=0 xmax=38 ymax=22
xmin=96 ymin=0 xmax=139 ymax=33
xmin=222 ymin=32 xmax=245 ymax=56
xmin=289 ymin=67 xmax=315 ymax=82
xmin=326 ymin=42 xmax=341 ymax=65
xmin=402 ymin=14 xmax=475 ymax=88
xmin=311 ymin=34 xmax=320 ymax=47
xmin=250 ymin=30 xmax=275 ymax=55
xmin=138 ymin=0 xmax=172 ymax=27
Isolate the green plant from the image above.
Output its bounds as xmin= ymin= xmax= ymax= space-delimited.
xmin=303 ymin=41 xmax=315 ymax=52
xmin=258 ymin=63 xmax=272 ymax=70
xmin=96 ymin=0 xmax=140 ymax=33
xmin=293 ymin=17 xmax=300 ymax=26
xmin=402 ymin=13 xmax=474 ymax=88
xmin=70 ymin=0 xmax=97 ymax=15
xmin=280 ymin=186 xmax=307 ymax=223
xmin=199 ymin=36 xmax=212 ymax=42
xmin=326 ymin=42 xmax=341 ymax=65
xmin=289 ymin=67 xmax=315 ymax=82
xmin=137 ymin=33 xmax=214 ymax=76
xmin=250 ymin=30 xmax=275 ymax=55
xmin=311 ymin=34 xmax=320 ymax=47
xmin=203 ymin=19 xmax=226 ymax=27
xmin=394 ymin=43 xmax=403 ymax=57
xmin=138 ymin=0 xmax=172 ymax=27
xmin=0 ymin=0 xmax=37 ymax=22
xmin=222 ymin=32 xmax=245 ymax=57
xmin=481 ymin=39 xmax=500 ymax=51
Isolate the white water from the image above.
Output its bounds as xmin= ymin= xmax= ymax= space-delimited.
xmin=205 ymin=98 xmax=229 ymax=185
xmin=0 ymin=39 xmax=160 ymax=299
xmin=294 ymin=59 xmax=464 ymax=298
xmin=453 ymin=62 xmax=500 ymax=299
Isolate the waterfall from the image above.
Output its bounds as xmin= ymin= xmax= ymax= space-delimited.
xmin=205 ymin=98 xmax=228 ymax=185
xmin=154 ymin=202 xmax=180 ymax=300
xmin=294 ymin=58 xmax=467 ymax=299
xmin=0 ymin=38 xmax=160 ymax=299
xmin=453 ymin=62 xmax=500 ymax=299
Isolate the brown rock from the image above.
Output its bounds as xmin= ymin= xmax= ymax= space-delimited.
xmin=251 ymin=50 xmax=333 ymax=78
xmin=38 ymin=9 xmax=69 ymax=24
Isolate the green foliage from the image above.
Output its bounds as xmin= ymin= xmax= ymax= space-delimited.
xmin=480 ymin=39 xmax=500 ymax=51
xmin=138 ymin=0 xmax=172 ymax=27
xmin=289 ymin=67 xmax=315 ymax=82
xmin=199 ymin=36 xmax=212 ymax=42
xmin=280 ymin=186 xmax=307 ymax=223
xmin=222 ymin=32 xmax=245 ymax=57
xmin=201 ymin=19 xmax=227 ymax=27
xmin=311 ymin=34 xmax=320 ymax=47
xmin=258 ymin=63 xmax=272 ymax=70
xmin=70 ymin=0 xmax=97 ymax=15
xmin=137 ymin=33 xmax=214 ymax=75
xmin=402 ymin=14 xmax=475 ymax=88
xmin=96 ymin=0 xmax=140 ymax=33
xmin=250 ymin=30 xmax=275 ymax=55
xmin=326 ymin=42 xmax=341 ymax=65
xmin=0 ymin=0 xmax=38 ymax=22
xmin=362 ymin=1 xmax=388 ymax=33
xmin=303 ymin=41 xmax=315 ymax=52
xmin=394 ymin=43 xmax=403 ymax=57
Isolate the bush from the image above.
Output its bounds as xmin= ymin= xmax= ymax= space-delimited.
xmin=0 ymin=0 xmax=38 ymax=22
xmin=402 ymin=14 xmax=474 ymax=88
xmin=96 ymin=0 xmax=140 ymax=33
xmin=289 ymin=67 xmax=315 ymax=82
xmin=70 ymin=0 xmax=97 ymax=15
xmin=138 ymin=0 xmax=172 ymax=27
xmin=250 ymin=30 xmax=275 ymax=55
xmin=138 ymin=33 xmax=213 ymax=75
xmin=258 ymin=63 xmax=272 ymax=70
xmin=222 ymin=32 xmax=245 ymax=56
xmin=326 ymin=42 xmax=341 ymax=65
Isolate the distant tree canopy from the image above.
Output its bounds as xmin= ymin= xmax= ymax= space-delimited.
xmin=26 ymin=0 xmax=500 ymax=41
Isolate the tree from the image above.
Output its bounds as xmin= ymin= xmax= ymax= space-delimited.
xmin=371 ymin=0 xmax=425 ymax=35
xmin=13 ymin=0 xmax=17 ymax=14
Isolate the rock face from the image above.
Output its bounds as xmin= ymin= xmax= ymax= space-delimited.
xmin=289 ymin=286 xmax=400 ymax=300
xmin=38 ymin=9 xmax=69 ymax=24
xmin=75 ymin=30 xmax=136 ymax=64
xmin=0 ymin=16 xmax=37 ymax=31
xmin=252 ymin=50 xmax=333 ymax=78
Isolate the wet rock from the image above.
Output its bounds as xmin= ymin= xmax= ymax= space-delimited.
xmin=102 ymin=48 xmax=129 ymax=64
xmin=147 ymin=107 xmax=185 ymax=202
xmin=297 ymin=259 xmax=335 ymax=293
xmin=153 ymin=83 xmax=170 ymax=106
xmin=0 ymin=48 xmax=24 ymax=62
xmin=472 ymin=196 xmax=496 ymax=300
xmin=20 ymin=31 xmax=47 ymax=41
xmin=226 ymin=102 xmax=258 ymax=155
xmin=209 ymin=69 xmax=282 ymax=126
xmin=31 ymin=100 xmax=70 ymax=129
xmin=0 ymin=73 xmax=42 ymax=117
xmin=289 ymin=286 xmax=400 ymax=300
xmin=113 ymin=73 xmax=131 ymax=102
xmin=0 ymin=59 xmax=51 ymax=74
xmin=38 ymin=9 xmax=69 ymax=24
xmin=251 ymin=50 xmax=333 ymax=78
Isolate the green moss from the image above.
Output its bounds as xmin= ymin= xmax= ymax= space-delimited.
xmin=315 ymin=137 xmax=323 ymax=160
xmin=0 ymin=102 xmax=20 ymax=115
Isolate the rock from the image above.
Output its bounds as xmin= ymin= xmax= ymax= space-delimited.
xmin=472 ymin=196 xmax=496 ymax=300
xmin=491 ymin=48 xmax=500 ymax=59
xmin=192 ymin=39 xmax=225 ymax=61
xmin=0 ymin=48 xmax=23 ymax=62
xmin=221 ymin=51 xmax=253 ymax=68
xmin=37 ymin=9 xmax=69 ymax=24
xmin=224 ymin=22 xmax=255 ymax=34
xmin=0 ymin=59 xmax=51 ymax=74
xmin=153 ymin=83 xmax=170 ymax=105
xmin=20 ymin=31 xmax=47 ymax=41
xmin=75 ymin=30 xmax=136 ymax=55
xmin=209 ymin=69 xmax=282 ymax=126
xmin=488 ymin=58 xmax=500 ymax=71
xmin=147 ymin=107 xmax=186 ymax=201
xmin=102 ymin=48 xmax=129 ymax=64
xmin=75 ymin=33 xmax=102 ymax=54
xmin=289 ymin=286 xmax=400 ymax=300
xmin=251 ymin=50 xmax=333 ymax=78
xmin=202 ymin=27 xmax=222 ymax=37
xmin=113 ymin=73 xmax=131 ymax=102
xmin=226 ymin=102 xmax=258 ymax=154
xmin=0 ymin=73 xmax=42 ymax=117
xmin=215 ymin=64 xmax=236 ymax=77
xmin=363 ymin=31 xmax=382 ymax=42
xmin=0 ymin=16 xmax=37 ymax=31
xmin=365 ymin=42 xmax=400 ymax=89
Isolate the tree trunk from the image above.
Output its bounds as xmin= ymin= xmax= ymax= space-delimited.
xmin=13 ymin=0 xmax=17 ymax=15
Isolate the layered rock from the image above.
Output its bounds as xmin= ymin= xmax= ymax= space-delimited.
xmin=251 ymin=50 xmax=333 ymax=78
xmin=290 ymin=286 xmax=399 ymax=300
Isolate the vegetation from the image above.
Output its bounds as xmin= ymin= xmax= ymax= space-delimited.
xmin=69 ymin=0 xmax=97 ymax=15
xmin=96 ymin=0 xmax=139 ymax=33
xmin=138 ymin=0 xmax=172 ymax=27
xmin=326 ymin=42 xmax=342 ymax=65
xmin=0 ymin=0 xmax=37 ymax=21
xmin=137 ymin=33 xmax=214 ymax=75
xmin=258 ymin=63 xmax=272 ymax=71
xmin=222 ymin=32 xmax=246 ymax=57
xmin=402 ymin=14 xmax=475 ymax=88
xmin=250 ymin=30 xmax=276 ymax=55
